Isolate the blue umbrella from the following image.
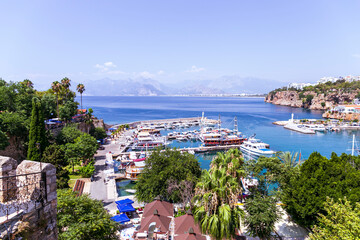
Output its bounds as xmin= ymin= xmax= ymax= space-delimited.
xmin=116 ymin=198 xmax=134 ymax=205
xmin=117 ymin=203 xmax=136 ymax=213
xmin=111 ymin=213 xmax=130 ymax=223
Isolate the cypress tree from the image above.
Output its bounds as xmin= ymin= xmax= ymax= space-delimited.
xmin=27 ymin=98 xmax=47 ymax=161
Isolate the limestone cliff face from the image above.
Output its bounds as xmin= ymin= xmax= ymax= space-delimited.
xmin=322 ymin=111 xmax=360 ymax=121
xmin=265 ymin=91 xmax=303 ymax=108
xmin=265 ymin=90 xmax=358 ymax=110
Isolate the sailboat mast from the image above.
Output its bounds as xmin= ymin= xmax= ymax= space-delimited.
xmin=218 ymin=115 xmax=221 ymax=131
xmin=234 ymin=116 xmax=238 ymax=135
xmin=352 ymin=134 xmax=355 ymax=156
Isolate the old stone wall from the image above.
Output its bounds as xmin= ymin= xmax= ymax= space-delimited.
xmin=0 ymin=157 xmax=58 ymax=240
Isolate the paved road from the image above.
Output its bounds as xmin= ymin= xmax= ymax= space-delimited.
xmin=90 ymin=140 xmax=120 ymax=201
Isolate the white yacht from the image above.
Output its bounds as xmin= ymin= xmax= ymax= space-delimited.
xmin=305 ymin=124 xmax=326 ymax=132
xmin=240 ymin=138 xmax=275 ymax=159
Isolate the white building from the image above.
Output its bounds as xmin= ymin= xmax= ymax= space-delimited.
xmin=332 ymin=105 xmax=360 ymax=114
xmin=318 ymin=75 xmax=360 ymax=84
xmin=317 ymin=77 xmax=339 ymax=84
xmin=287 ymin=82 xmax=313 ymax=90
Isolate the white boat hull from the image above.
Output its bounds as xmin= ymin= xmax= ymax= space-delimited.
xmin=240 ymin=146 xmax=275 ymax=159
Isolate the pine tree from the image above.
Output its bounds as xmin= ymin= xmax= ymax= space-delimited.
xmin=27 ymin=98 xmax=47 ymax=161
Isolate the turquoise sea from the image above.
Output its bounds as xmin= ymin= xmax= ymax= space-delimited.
xmin=80 ymin=95 xmax=359 ymax=164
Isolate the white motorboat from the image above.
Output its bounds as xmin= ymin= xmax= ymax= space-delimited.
xmin=240 ymin=138 xmax=275 ymax=159
xmin=125 ymin=189 xmax=136 ymax=194
xmin=305 ymin=124 xmax=326 ymax=132
xmin=176 ymin=135 xmax=188 ymax=141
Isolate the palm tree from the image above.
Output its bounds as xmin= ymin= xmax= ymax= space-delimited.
xmin=51 ymin=81 xmax=61 ymax=118
xmin=277 ymin=151 xmax=299 ymax=168
xmin=21 ymin=79 xmax=34 ymax=88
xmin=192 ymin=148 xmax=245 ymax=240
xmin=61 ymin=77 xmax=71 ymax=101
xmin=76 ymin=83 xmax=85 ymax=110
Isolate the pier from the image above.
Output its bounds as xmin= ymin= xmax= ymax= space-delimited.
xmin=112 ymin=116 xmax=219 ymax=129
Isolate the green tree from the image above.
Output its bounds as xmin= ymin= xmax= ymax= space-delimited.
xmin=135 ymin=148 xmax=201 ymax=203
xmin=245 ymin=194 xmax=280 ymax=240
xmin=0 ymin=111 xmax=29 ymax=155
xmin=76 ymin=83 xmax=85 ymax=110
xmin=78 ymin=160 xmax=95 ymax=178
xmin=283 ymin=152 xmax=360 ymax=228
xmin=60 ymin=77 xmax=73 ymax=102
xmin=310 ymin=197 xmax=360 ymax=240
xmin=51 ymin=81 xmax=61 ymax=118
xmin=59 ymin=100 xmax=78 ymax=122
xmin=27 ymin=98 xmax=47 ymax=161
xmin=42 ymin=144 xmax=69 ymax=189
xmin=90 ymin=127 xmax=107 ymax=140
xmin=57 ymin=125 xmax=84 ymax=144
xmin=41 ymin=93 xmax=57 ymax=119
xmin=0 ymin=129 xmax=9 ymax=150
xmin=57 ymin=189 xmax=118 ymax=240
xmin=63 ymin=143 xmax=80 ymax=173
xmin=192 ymin=149 xmax=245 ymax=240
xmin=74 ymin=133 xmax=98 ymax=162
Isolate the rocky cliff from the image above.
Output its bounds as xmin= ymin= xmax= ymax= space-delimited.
xmin=265 ymin=90 xmax=358 ymax=110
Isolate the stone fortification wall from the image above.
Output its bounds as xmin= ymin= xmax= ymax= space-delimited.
xmin=0 ymin=156 xmax=58 ymax=240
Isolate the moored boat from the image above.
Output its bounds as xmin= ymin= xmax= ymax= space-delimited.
xmin=240 ymin=138 xmax=275 ymax=159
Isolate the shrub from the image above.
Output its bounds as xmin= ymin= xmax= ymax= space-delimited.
xmin=79 ymin=160 xmax=95 ymax=178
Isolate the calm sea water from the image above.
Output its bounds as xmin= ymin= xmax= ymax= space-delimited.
xmin=80 ymin=96 xmax=359 ymax=164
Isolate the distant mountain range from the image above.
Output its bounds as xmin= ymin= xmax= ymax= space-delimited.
xmin=81 ymin=76 xmax=285 ymax=96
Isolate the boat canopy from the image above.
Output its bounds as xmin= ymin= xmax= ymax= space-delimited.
xmin=111 ymin=213 xmax=130 ymax=223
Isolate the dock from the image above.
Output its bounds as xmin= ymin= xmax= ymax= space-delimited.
xmin=113 ymin=116 xmax=219 ymax=129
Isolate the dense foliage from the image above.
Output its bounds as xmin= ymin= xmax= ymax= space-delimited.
xmin=42 ymin=144 xmax=69 ymax=189
xmin=63 ymin=132 xmax=98 ymax=175
xmin=0 ymin=78 xmax=80 ymax=159
xmin=192 ymin=149 xmax=245 ymax=240
xmin=57 ymin=189 xmax=118 ymax=240
xmin=246 ymin=152 xmax=300 ymax=196
xmin=27 ymin=98 xmax=47 ymax=161
xmin=245 ymin=194 xmax=280 ymax=240
xmin=135 ymin=148 xmax=201 ymax=203
xmin=310 ymin=197 xmax=360 ymax=240
xmin=90 ymin=127 xmax=107 ymax=140
xmin=282 ymin=152 xmax=360 ymax=228
xmin=57 ymin=125 xmax=84 ymax=145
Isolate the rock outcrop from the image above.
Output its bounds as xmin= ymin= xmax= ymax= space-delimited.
xmin=265 ymin=90 xmax=358 ymax=110
xmin=322 ymin=111 xmax=360 ymax=121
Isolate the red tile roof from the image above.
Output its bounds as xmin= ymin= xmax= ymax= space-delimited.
xmin=174 ymin=233 xmax=206 ymax=240
xmin=174 ymin=213 xmax=202 ymax=235
xmin=138 ymin=214 xmax=172 ymax=233
xmin=142 ymin=200 xmax=173 ymax=218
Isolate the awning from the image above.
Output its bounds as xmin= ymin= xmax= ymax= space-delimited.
xmin=116 ymin=198 xmax=134 ymax=205
xmin=111 ymin=213 xmax=130 ymax=223
xmin=117 ymin=203 xmax=136 ymax=212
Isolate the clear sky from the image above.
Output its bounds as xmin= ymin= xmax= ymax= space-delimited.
xmin=1 ymin=0 xmax=360 ymax=89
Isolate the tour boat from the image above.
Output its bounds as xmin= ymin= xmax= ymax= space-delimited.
xmin=240 ymin=138 xmax=275 ymax=159
xmin=132 ymin=132 xmax=167 ymax=151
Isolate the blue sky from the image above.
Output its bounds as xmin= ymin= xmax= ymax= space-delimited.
xmin=1 ymin=0 xmax=360 ymax=90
